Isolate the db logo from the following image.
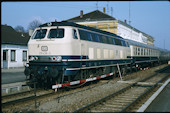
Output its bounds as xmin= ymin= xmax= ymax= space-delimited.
xmin=41 ymin=46 xmax=48 ymax=51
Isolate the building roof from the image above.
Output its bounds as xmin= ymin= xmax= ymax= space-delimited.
xmin=67 ymin=10 xmax=116 ymax=22
xmin=66 ymin=9 xmax=154 ymax=41
xmin=118 ymin=20 xmax=154 ymax=41
xmin=1 ymin=25 xmax=30 ymax=45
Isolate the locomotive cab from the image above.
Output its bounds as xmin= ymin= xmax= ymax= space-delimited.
xmin=25 ymin=23 xmax=81 ymax=88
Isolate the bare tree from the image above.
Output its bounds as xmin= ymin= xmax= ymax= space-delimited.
xmin=14 ymin=25 xmax=25 ymax=32
xmin=28 ymin=19 xmax=42 ymax=31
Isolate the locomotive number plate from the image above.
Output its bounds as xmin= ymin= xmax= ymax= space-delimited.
xmin=41 ymin=46 xmax=48 ymax=51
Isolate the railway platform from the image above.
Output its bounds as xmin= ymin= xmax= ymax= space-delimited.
xmin=1 ymin=67 xmax=27 ymax=94
xmin=138 ymin=78 xmax=170 ymax=112
xmin=145 ymin=82 xmax=170 ymax=112
xmin=1 ymin=67 xmax=25 ymax=73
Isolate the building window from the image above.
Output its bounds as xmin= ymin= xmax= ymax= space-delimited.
xmin=3 ymin=50 xmax=7 ymax=61
xmin=11 ymin=50 xmax=16 ymax=61
xmin=23 ymin=51 xmax=27 ymax=61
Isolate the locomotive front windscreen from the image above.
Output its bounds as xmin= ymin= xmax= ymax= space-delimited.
xmin=32 ymin=28 xmax=64 ymax=39
xmin=48 ymin=29 xmax=64 ymax=38
xmin=32 ymin=29 xmax=47 ymax=39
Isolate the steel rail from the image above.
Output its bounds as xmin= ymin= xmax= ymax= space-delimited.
xmin=121 ymin=73 xmax=170 ymax=112
xmin=2 ymin=91 xmax=55 ymax=108
xmin=2 ymin=89 xmax=34 ymax=98
xmin=73 ymin=65 xmax=170 ymax=112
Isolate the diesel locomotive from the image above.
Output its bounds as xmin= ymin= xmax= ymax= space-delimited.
xmin=24 ymin=21 xmax=170 ymax=88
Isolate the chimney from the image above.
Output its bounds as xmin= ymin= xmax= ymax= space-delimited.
xmin=80 ymin=10 xmax=83 ymax=18
xmin=124 ymin=19 xmax=127 ymax=23
xmin=29 ymin=29 xmax=34 ymax=36
xmin=103 ymin=7 xmax=106 ymax=13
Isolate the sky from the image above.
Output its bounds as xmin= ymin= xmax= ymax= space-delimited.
xmin=1 ymin=1 xmax=170 ymax=50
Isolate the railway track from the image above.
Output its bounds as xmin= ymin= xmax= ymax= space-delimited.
xmin=2 ymin=88 xmax=54 ymax=108
xmin=2 ymin=65 xmax=169 ymax=112
xmin=74 ymin=65 xmax=170 ymax=112
xmin=1 ymin=78 xmax=113 ymax=110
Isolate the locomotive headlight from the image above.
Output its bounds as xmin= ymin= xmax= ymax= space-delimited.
xmin=34 ymin=57 xmax=38 ymax=61
xmin=50 ymin=57 xmax=57 ymax=61
xmin=50 ymin=56 xmax=62 ymax=62
xmin=56 ymin=56 xmax=62 ymax=62
xmin=29 ymin=56 xmax=34 ymax=61
xmin=29 ymin=56 xmax=38 ymax=61
xmin=25 ymin=63 xmax=29 ymax=67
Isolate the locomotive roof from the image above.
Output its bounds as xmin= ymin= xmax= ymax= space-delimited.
xmin=39 ymin=21 xmax=123 ymax=39
xmin=39 ymin=21 xmax=170 ymax=53
xmin=126 ymin=39 xmax=169 ymax=52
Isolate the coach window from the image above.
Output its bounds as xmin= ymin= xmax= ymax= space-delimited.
xmin=138 ymin=47 xmax=140 ymax=55
xmin=73 ymin=29 xmax=78 ymax=39
xmin=133 ymin=47 xmax=136 ymax=56
xmin=141 ymin=48 xmax=143 ymax=55
xmin=136 ymin=47 xmax=138 ymax=56
xmin=147 ymin=49 xmax=149 ymax=56
xmin=145 ymin=49 xmax=147 ymax=56
xmin=144 ymin=49 xmax=146 ymax=56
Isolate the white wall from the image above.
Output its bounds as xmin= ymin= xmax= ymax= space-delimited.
xmin=1 ymin=44 xmax=28 ymax=69
xmin=117 ymin=23 xmax=147 ymax=44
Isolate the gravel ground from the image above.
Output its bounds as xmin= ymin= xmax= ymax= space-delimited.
xmin=6 ymin=64 xmax=168 ymax=112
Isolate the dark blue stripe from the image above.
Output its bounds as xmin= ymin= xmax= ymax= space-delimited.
xmin=29 ymin=55 xmax=89 ymax=60
xmin=62 ymin=56 xmax=88 ymax=59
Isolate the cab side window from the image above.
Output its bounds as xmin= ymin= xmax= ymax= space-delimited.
xmin=73 ymin=29 xmax=78 ymax=39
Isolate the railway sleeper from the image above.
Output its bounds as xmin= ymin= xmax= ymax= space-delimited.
xmin=103 ymin=104 xmax=125 ymax=108
xmin=91 ymin=107 xmax=121 ymax=112
xmin=109 ymin=99 xmax=132 ymax=103
xmin=114 ymin=97 xmax=136 ymax=101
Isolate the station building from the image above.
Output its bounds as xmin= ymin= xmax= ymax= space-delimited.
xmin=67 ymin=9 xmax=154 ymax=46
xmin=1 ymin=25 xmax=30 ymax=69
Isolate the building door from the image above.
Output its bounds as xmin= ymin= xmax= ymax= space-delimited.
xmin=3 ymin=50 xmax=8 ymax=68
